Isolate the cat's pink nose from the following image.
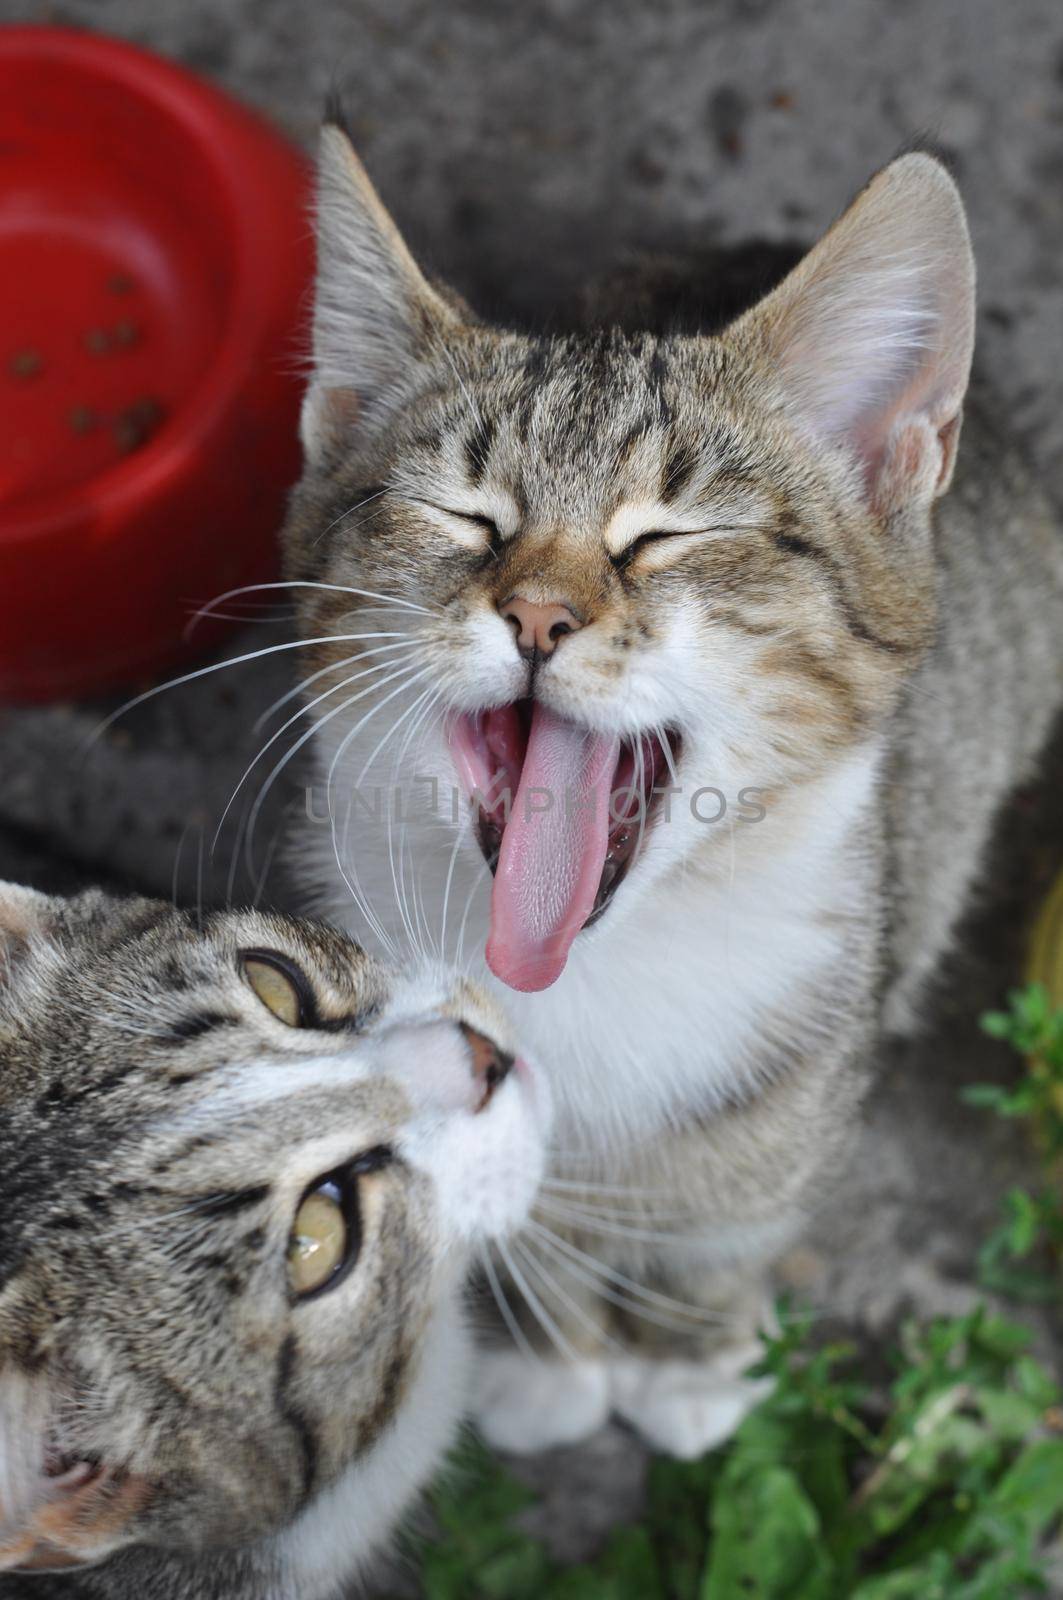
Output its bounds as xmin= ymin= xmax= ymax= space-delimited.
xmin=462 ymin=1024 xmax=514 ymax=1111
xmin=500 ymin=595 xmax=582 ymax=660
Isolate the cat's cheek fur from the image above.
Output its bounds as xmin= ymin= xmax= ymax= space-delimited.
xmin=0 ymin=1367 xmax=52 ymax=1562
xmin=371 ymin=976 xmax=551 ymax=1243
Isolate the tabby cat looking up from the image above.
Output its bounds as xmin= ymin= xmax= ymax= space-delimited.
xmin=0 ymin=883 xmax=546 ymax=1597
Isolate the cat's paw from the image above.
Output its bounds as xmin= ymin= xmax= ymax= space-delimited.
xmin=609 ymin=1343 xmax=771 ymax=1459
xmin=473 ymin=1348 xmax=611 ymax=1453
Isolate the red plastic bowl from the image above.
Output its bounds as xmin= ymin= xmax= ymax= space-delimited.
xmin=0 ymin=27 xmax=313 ymax=702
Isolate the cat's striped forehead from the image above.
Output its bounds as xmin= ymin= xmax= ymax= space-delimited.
xmin=379 ymin=325 xmax=774 ymax=533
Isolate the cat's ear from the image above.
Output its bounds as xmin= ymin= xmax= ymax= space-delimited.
xmin=0 ymin=885 xmax=55 ymax=982
xmin=0 ymin=1358 xmax=148 ymax=1572
xmin=0 ymin=1455 xmax=149 ymax=1573
xmin=732 ymin=153 xmax=974 ymax=512
xmin=303 ymin=112 xmax=465 ymax=462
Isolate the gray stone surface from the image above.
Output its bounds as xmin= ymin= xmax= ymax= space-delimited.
xmin=7 ymin=0 xmax=1063 ymax=499
xmin=1 ymin=0 xmax=1062 ymax=1584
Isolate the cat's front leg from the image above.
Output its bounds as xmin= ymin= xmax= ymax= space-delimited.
xmin=473 ymin=1245 xmax=614 ymax=1452
xmin=472 ymin=1227 xmax=774 ymax=1458
xmin=474 ymin=1039 xmax=868 ymax=1457
xmin=600 ymin=1045 xmax=867 ymax=1456
xmin=605 ymin=1256 xmax=775 ymax=1460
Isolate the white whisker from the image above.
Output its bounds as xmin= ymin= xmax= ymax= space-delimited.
xmin=480 ymin=1248 xmax=540 ymax=1366
xmin=457 ymin=857 xmax=490 ymax=971
xmin=535 ymin=1194 xmax=700 ymax=1244
xmin=243 ymin=661 xmax=432 ymax=878
xmin=320 ymin=670 xmax=438 ymax=955
xmin=528 ymin=1227 xmax=723 ymax=1337
xmin=309 ymin=487 xmax=391 ymax=550
xmin=497 ymin=1237 xmax=577 ymax=1364
xmin=527 ymin=1220 xmax=733 ymax=1327
xmin=513 ymin=1237 xmax=621 ymax=1355
xmin=86 ymin=628 xmax=426 ymax=747
xmin=540 ymin=1178 xmax=674 ymax=1200
xmin=439 ymin=808 xmax=468 ymax=964
xmin=254 ymin=636 xmax=420 ymax=730
xmin=213 ymin=649 xmax=422 ymax=854
xmin=189 ymin=578 xmax=439 ymax=627
xmin=330 ymin=789 xmax=400 ymax=961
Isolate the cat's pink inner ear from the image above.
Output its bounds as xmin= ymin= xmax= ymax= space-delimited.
xmin=735 ymin=153 xmax=975 ymax=510
xmin=307 ymin=119 xmax=464 ymax=453
xmin=0 ymin=1368 xmax=56 ymax=1568
xmin=0 ymin=1468 xmax=150 ymax=1573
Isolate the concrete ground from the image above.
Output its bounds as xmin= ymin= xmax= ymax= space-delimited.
xmin=2 ymin=0 xmax=1062 ymax=1584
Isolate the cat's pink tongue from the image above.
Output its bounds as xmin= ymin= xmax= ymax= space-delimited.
xmin=486 ymin=704 xmax=619 ymax=992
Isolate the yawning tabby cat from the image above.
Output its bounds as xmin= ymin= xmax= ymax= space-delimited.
xmin=281 ymin=120 xmax=1063 ymax=1456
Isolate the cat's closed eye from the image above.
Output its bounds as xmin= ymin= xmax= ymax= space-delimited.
xmin=288 ymin=1149 xmax=392 ymax=1298
xmin=609 ymin=525 xmax=742 ymax=572
xmin=405 ymin=495 xmax=506 ymax=555
xmin=241 ymin=950 xmax=311 ymax=1027
xmin=441 ymin=505 xmax=504 ymax=556
xmin=609 ymin=529 xmax=684 ymax=571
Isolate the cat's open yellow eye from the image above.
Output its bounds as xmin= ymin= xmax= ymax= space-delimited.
xmin=241 ymin=951 xmax=307 ymax=1027
xmin=288 ymin=1182 xmax=349 ymax=1297
xmin=285 ymin=1152 xmax=388 ymax=1301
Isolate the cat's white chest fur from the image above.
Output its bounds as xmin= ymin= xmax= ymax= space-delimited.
xmin=480 ymin=752 xmax=879 ymax=1149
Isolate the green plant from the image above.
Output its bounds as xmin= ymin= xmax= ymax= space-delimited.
xmin=405 ymin=1306 xmax=1063 ymax=1600
xmin=964 ymin=984 xmax=1063 ymax=1302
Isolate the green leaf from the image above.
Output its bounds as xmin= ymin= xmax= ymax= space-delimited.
xmin=968 ymin=1311 xmax=1036 ymax=1361
xmin=543 ymin=1571 xmax=619 ymax=1600
xmin=848 ymin=1549 xmax=954 ymax=1599
xmin=585 ymin=1526 xmax=667 ymax=1600
xmin=644 ymin=1453 xmax=718 ymax=1595
xmin=977 ymin=1230 xmax=1063 ymax=1303
xmin=408 ymin=1301 xmax=1062 ymax=1600
xmin=701 ymin=1464 xmax=834 ymax=1599
xmin=976 ymin=1386 xmax=1046 ymax=1443
xmin=473 ymin=1539 xmax=555 ymax=1599
xmin=981 ymin=1439 xmax=1063 ymax=1540
xmin=1012 ymin=1353 xmax=1060 ymax=1410
xmin=961 ymin=1083 xmax=1013 ymax=1110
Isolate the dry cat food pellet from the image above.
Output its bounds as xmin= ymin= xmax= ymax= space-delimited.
xmin=8 ymin=348 xmax=43 ymax=380
xmin=113 ymin=319 xmax=140 ymax=348
xmin=67 ymin=405 xmax=97 ymax=435
xmin=85 ymin=327 xmax=111 ymax=355
xmin=106 ymin=272 xmax=136 ymax=296
xmin=113 ymin=395 xmax=165 ymax=453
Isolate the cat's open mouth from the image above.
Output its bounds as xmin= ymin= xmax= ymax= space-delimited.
xmin=449 ymin=700 xmax=679 ymax=993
